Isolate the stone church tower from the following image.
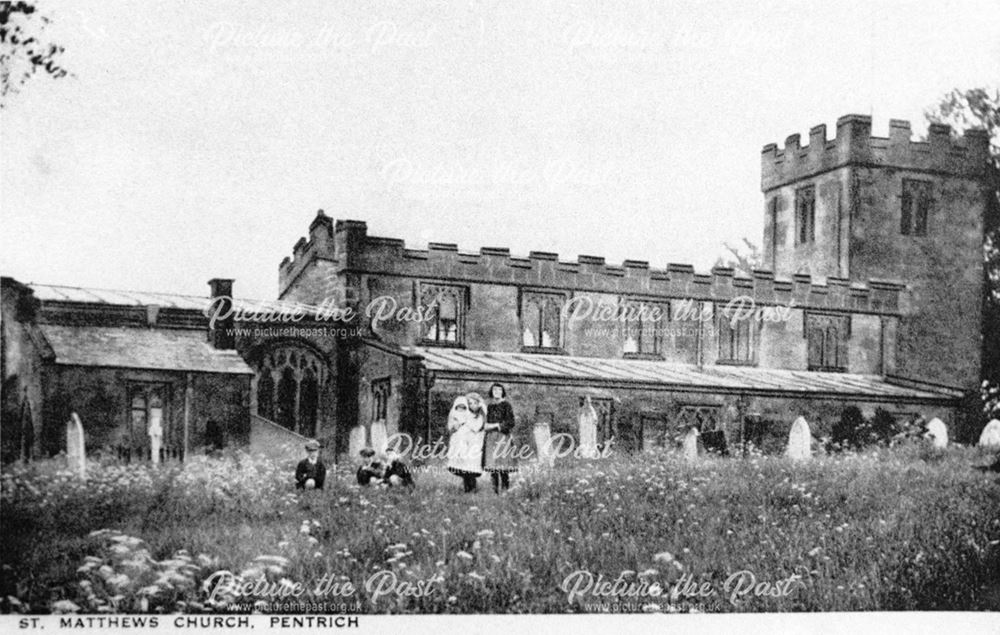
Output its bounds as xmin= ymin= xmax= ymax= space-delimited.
xmin=761 ymin=115 xmax=991 ymax=389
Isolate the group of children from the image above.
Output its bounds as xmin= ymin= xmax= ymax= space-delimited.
xmin=293 ymin=381 xmax=518 ymax=494
xmin=293 ymin=439 xmax=414 ymax=491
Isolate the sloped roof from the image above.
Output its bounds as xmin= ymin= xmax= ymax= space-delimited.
xmin=29 ymin=283 xmax=322 ymax=315
xmin=38 ymin=325 xmax=253 ymax=374
xmin=406 ymin=347 xmax=958 ymax=403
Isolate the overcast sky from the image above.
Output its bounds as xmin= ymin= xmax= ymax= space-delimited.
xmin=2 ymin=1 xmax=998 ymax=300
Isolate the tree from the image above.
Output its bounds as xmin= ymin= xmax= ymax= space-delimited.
xmin=0 ymin=1 xmax=70 ymax=107
xmin=714 ymin=238 xmax=762 ymax=276
xmin=925 ymin=88 xmax=1000 ymax=422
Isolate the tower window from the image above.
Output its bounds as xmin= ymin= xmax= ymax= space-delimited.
xmin=795 ymin=186 xmax=815 ymax=245
xmin=901 ymin=179 xmax=931 ymax=236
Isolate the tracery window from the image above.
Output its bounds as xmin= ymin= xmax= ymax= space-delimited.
xmin=805 ymin=312 xmax=850 ymax=372
xmin=419 ymin=283 xmax=467 ymax=345
xmin=255 ymin=346 xmax=325 ymax=436
xmin=521 ymin=291 xmax=565 ymax=350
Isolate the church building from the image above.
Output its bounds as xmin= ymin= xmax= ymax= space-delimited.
xmin=1 ymin=115 xmax=991 ymax=462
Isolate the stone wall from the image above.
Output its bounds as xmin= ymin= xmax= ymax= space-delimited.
xmin=39 ymin=366 xmax=249 ymax=459
xmin=1 ymin=278 xmax=45 ymax=461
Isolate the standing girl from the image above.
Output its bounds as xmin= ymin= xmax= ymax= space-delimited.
xmin=446 ymin=393 xmax=486 ymax=493
xmin=483 ymin=383 xmax=517 ymax=493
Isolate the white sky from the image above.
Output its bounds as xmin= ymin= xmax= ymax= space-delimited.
xmin=1 ymin=1 xmax=998 ymax=300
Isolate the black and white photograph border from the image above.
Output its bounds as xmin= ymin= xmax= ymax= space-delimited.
xmin=1 ymin=1 xmax=999 ymax=633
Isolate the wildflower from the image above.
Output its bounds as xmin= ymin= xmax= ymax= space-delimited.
xmin=808 ymin=547 xmax=822 ymax=557
xmin=455 ymin=551 xmax=474 ymax=562
xmin=51 ymin=600 xmax=81 ymax=614
xmin=653 ymin=551 xmax=674 ymax=564
xmin=467 ymin=571 xmax=485 ymax=582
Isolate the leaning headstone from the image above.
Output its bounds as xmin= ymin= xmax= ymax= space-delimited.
xmin=925 ymin=418 xmax=948 ymax=448
xmin=578 ymin=397 xmax=599 ymax=458
xmin=978 ymin=419 xmax=1000 ymax=448
xmin=786 ymin=417 xmax=812 ymax=460
xmin=532 ymin=421 xmax=554 ymax=467
xmin=682 ymin=428 xmax=699 ymax=462
xmin=65 ymin=412 xmax=86 ymax=479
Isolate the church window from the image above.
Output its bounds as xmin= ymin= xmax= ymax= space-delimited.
xmin=795 ymin=185 xmax=815 ymax=244
xmin=623 ymin=299 xmax=667 ymax=356
xmin=717 ymin=304 xmax=755 ymax=364
xmin=901 ymin=179 xmax=931 ymax=236
xmin=805 ymin=312 xmax=850 ymax=371
xmin=419 ymin=283 xmax=467 ymax=345
xmin=255 ymin=346 xmax=325 ymax=435
xmin=521 ymin=291 xmax=565 ymax=350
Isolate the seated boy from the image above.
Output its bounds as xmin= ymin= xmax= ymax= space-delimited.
xmin=356 ymin=448 xmax=386 ymax=486
xmin=382 ymin=449 xmax=415 ymax=488
xmin=295 ymin=440 xmax=327 ymax=490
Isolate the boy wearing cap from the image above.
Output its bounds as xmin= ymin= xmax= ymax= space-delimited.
xmin=295 ymin=440 xmax=327 ymax=490
xmin=355 ymin=447 xmax=385 ymax=486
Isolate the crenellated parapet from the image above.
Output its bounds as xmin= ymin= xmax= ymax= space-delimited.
xmin=761 ymin=114 xmax=990 ymax=191
xmin=278 ymin=210 xmax=339 ymax=296
xmin=277 ymin=215 xmax=908 ymax=315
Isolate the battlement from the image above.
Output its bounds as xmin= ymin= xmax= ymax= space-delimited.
xmin=761 ymin=114 xmax=990 ymax=191
xmin=278 ymin=210 xmax=907 ymax=315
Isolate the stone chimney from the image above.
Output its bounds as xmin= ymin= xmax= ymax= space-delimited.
xmin=207 ymin=278 xmax=235 ymax=350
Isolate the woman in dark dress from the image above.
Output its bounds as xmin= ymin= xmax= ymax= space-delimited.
xmin=483 ymin=383 xmax=517 ymax=493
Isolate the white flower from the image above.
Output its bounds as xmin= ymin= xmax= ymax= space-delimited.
xmin=455 ymin=551 xmax=474 ymax=562
xmin=51 ymin=600 xmax=81 ymax=614
xmin=653 ymin=551 xmax=674 ymax=564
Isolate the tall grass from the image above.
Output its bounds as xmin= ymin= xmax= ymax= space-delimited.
xmin=2 ymin=442 xmax=998 ymax=613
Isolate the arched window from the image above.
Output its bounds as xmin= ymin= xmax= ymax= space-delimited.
xmin=277 ymin=367 xmax=297 ymax=430
xmin=257 ymin=372 xmax=274 ymax=420
xmin=255 ymin=344 xmax=325 ymax=435
xmin=298 ymin=369 xmax=319 ymax=438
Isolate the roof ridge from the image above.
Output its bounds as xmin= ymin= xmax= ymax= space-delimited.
xmin=28 ymin=281 xmax=325 ymax=310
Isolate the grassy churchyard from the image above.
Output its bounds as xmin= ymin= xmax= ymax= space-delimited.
xmin=2 ymin=442 xmax=999 ymax=614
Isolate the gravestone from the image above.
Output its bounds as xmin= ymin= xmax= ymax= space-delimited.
xmin=348 ymin=425 xmax=367 ymax=459
xmin=148 ymin=409 xmax=163 ymax=465
xmin=370 ymin=421 xmax=388 ymax=454
xmin=682 ymin=428 xmax=699 ymax=462
xmin=925 ymin=418 xmax=948 ymax=448
xmin=65 ymin=412 xmax=86 ymax=479
xmin=578 ymin=397 xmax=599 ymax=459
xmin=532 ymin=421 xmax=554 ymax=467
xmin=785 ymin=417 xmax=811 ymax=460
xmin=978 ymin=419 xmax=1000 ymax=448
